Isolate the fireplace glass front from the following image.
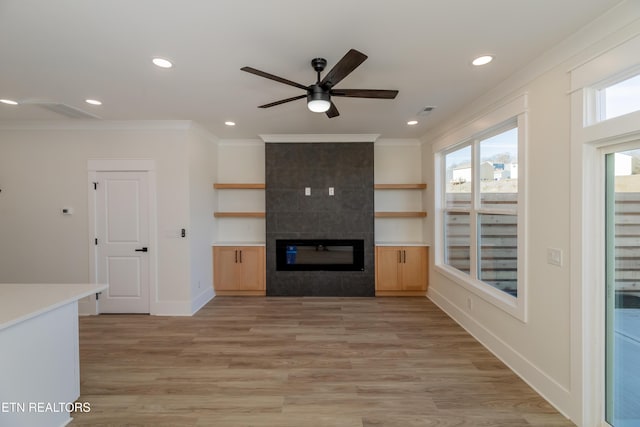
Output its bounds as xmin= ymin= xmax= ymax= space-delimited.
xmin=276 ymin=239 xmax=365 ymax=271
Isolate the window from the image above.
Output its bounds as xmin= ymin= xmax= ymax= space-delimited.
xmin=440 ymin=120 xmax=524 ymax=314
xmin=598 ymin=73 xmax=640 ymax=121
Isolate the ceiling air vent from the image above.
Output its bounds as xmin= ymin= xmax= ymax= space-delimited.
xmin=37 ymin=102 xmax=101 ymax=119
xmin=21 ymin=100 xmax=101 ymax=119
xmin=417 ymin=106 xmax=436 ymax=116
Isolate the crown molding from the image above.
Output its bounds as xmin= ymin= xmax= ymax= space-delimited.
xmin=259 ymin=134 xmax=380 ymax=143
xmin=0 ymin=120 xmax=193 ymax=131
xmin=375 ymin=138 xmax=422 ymax=146
xmin=218 ymin=139 xmax=264 ymax=146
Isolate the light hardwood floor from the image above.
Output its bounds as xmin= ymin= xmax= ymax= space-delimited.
xmin=71 ymin=297 xmax=575 ymax=426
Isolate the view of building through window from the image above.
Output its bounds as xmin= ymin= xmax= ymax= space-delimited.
xmin=443 ymin=126 xmax=519 ymax=297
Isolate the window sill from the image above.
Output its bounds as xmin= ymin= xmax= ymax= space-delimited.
xmin=434 ymin=264 xmax=526 ymax=322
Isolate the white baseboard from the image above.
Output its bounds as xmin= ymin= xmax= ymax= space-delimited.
xmin=150 ymin=300 xmax=193 ymax=316
xmin=191 ymin=287 xmax=215 ymax=314
xmin=428 ymin=287 xmax=575 ymax=422
xmin=88 ymin=290 xmax=213 ymax=317
xmin=151 ymin=287 xmax=213 ymax=316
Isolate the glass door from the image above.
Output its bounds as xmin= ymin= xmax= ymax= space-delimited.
xmin=605 ymin=148 xmax=640 ymax=427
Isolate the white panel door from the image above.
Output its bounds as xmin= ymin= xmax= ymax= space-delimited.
xmin=96 ymin=171 xmax=150 ymax=313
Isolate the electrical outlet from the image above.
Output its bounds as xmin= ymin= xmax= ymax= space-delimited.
xmin=329 ymin=187 xmax=334 ymax=196
xmin=305 ymin=187 xmax=311 ymax=196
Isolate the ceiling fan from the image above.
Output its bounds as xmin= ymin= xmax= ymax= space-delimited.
xmin=241 ymin=49 xmax=398 ymax=118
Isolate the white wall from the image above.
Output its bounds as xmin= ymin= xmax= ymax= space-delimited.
xmin=187 ymin=124 xmax=217 ymax=312
xmin=421 ymin=3 xmax=640 ymax=424
xmin=374 ymin=139 xmax=426 ymax=243
xmin=215 ymin=140 xmax=265 ymax=243
xmin=213 ymin=138 xmax=428 ymax=244
xmin=425 ymin=62 xmax=574 ymax=422
xmin=0 ymin=122 xmax=209 ymax=315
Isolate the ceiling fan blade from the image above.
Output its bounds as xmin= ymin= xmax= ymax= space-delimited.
xmin=258 ymin=94 xmax=307 ymax=108
xmin=325 ymin=101 xmax=340 ymax=118
xmin=320 ymin=49 xmax=368 ymax=88
xmin=331 ymin=89 xmax=398 ymax=99
xmin=241 ymin=66 xmax=308 ymax=90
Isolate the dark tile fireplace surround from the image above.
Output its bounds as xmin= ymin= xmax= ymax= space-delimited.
xmin=265 ymin=142 xmax=375 ymax=296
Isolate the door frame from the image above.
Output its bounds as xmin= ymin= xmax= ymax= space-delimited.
xmin=569 ymin=31 xmax=640 ymax=426
xmin=86 ymin=159 xmax=158 ymax=315
xmin=573 ymin=131 xmax=640 ymax=427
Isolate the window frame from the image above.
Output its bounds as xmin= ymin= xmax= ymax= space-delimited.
xmin=434 ymin=94 xmax=527 ymax=321
xmin=589 ymin=68 xmax=640 ymax=125
xmin=569 ymin=33 xmax=640 ymax=425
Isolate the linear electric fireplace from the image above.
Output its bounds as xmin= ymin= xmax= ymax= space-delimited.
xmin=276 ymin=239 xmax=364 ymax=271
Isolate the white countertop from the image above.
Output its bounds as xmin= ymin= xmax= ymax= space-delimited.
xmin=213 ymin=242 xmax=266 ymax=246
xmin=0 ymin=283 xmax=108 ymax=331
xmin=213 ymin=242 xmax=428 ymax=247
xmin=375 ymin=242 xmax=430 ymax=246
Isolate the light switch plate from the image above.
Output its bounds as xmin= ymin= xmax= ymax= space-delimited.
xmin=329 ymin=187 xmax=334 ymax=196
xmin=305 ymin=187 xmax=311 ymax=196
xmin=547 ymin=248 xmax=563 ymax=267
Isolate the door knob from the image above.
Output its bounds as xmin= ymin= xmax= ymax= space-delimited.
xmin=135 ymin=247 xmax=148 ymax=252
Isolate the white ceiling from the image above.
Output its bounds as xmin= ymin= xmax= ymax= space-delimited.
xmin=0 ymin=0 xmax=623 ymax=139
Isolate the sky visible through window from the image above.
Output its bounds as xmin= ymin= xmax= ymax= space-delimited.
xmin=603 ymin=73 xmax=640 ymax=120
xmin=446 ymin=128 xmax=518 ymax=169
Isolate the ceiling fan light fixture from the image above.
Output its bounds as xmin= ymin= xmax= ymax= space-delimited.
xmin=307 ymin=85 xmax=331 ymax=113
xmin=308 ymin=99 xmax=330 ymax=113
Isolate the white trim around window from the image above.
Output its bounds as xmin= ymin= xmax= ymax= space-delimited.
xmin=433 ymin=94 xmax=528 ymax=322
xmin=570 ymin=30 xmax=640 ymax=427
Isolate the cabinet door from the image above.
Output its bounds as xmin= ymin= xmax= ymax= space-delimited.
xmin=237 ymin=246 xmax=265 ymax=291
xmin=401 ymin=246 xmax=428 ymax=291
xmin=213 ymin=246 xmax=240 ymax=290
xmin=376 ymin=246 xmax=402 ymax=291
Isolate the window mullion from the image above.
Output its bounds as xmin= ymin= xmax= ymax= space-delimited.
xmin=470 ymin=139 xmax=480 ymax=281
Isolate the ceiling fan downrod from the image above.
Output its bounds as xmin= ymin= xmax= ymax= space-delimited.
xmin=311 ymin=58 xmax=327 ymax=84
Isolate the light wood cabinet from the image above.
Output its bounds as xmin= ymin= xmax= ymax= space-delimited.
xmin=213 ymin=246 xmax=265 ymax=296
xmin=375 ymin=246 xmax=428 ymax=296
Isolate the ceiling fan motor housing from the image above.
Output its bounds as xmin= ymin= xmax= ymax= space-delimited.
xmin=307 ymin=84 xmax=330 ymax=104
xmin=311 ymin=58 xmax=327 ymax=73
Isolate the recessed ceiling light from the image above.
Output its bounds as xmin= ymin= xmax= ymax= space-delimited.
xmin=407 ymin=120 xmax=418 ymax=126
xmin=225 ymin=121 xmax=236 ymax=126
xmin=85 ymin=99 xmax=102 ymax=106
xmin=472 ymin=55 xmax=493 ymax=66
xmin=0 ymin=99 xmax=18 ymax=105
xmin=152 ymin=57 xmax=173 ymax=68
